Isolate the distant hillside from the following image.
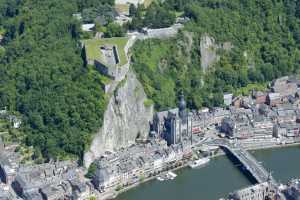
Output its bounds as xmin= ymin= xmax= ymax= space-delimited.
xmin=131 ymin=0 xmax=300 ymax=110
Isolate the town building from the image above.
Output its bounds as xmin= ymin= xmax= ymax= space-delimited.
xmin=267 ymin=93 xmax=281 ymax=107
xmin=0 ymin=148 xmax=21 ymax=184
xmin=232 ymin=96 xmax=242 ymax=108
xmin=92 ymin=140 xmax=192 ymax=192
xmin=273 ymin=122 xmax=300 ymax=138
xmin=283 ymin=179 xmax=300 ymax=200
xmin=271 ymin=76 xmax=298 ymax=98
xmin=221 ymin=114 xmax=253 ymax=139
xmin=153 ymin=94 xmax=194 ymax=145
xmin=13 ymin=161 xmax=89 ymax=200
xmin=274 ymin=105 xmax=297 ymax=123
xmin=224 ymin=93 xmax=233 ymax=106
xmin=253 ymin=91 xmax=267 ymax=104
xmin=228 ymin=182 xmax=276 ymax=200
xmin=251 ymin=115 xmax=274 ymax=139
xmin=0 ymin=184 xmax=15 ymax=200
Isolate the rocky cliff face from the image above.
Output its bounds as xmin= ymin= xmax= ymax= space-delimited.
xmin=200 ymin=35 xmax=220 ymax=72
xmin=84 ymin=70 xmax=153 ymax=168
xmin=200 ymin=34 xmax=232 ymax=71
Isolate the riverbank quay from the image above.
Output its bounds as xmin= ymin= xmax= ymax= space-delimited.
xmin=91 ymin=158 xmax=192 ymax=200
xmin=91 ymin=137 xmax=300 ymax=200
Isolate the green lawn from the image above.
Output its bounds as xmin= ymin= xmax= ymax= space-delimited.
xmin=82 ymin=37 xmax=129 ymax=66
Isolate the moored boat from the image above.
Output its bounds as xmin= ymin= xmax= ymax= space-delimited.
xmin=189 ymin=157 xmax=210 ymax=169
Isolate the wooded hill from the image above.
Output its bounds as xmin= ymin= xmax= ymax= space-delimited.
xmin=131 ymin=0 xmax=300 ymax=110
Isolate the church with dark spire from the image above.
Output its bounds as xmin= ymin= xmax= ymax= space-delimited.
xmin=152 ymin=93 xmax=194 ymax=145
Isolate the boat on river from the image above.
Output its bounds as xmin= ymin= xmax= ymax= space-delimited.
xmin=189 ymin=157 xmax=210 ymax=169
xmin=156 ymin=171 xmax=177 ymax=181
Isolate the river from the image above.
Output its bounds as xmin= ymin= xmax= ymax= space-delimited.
xmin=115 ymin=145 xmax=300 ymax=200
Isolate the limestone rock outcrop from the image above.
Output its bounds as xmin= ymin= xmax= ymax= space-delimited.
xmin=84 ymin=70 xmax=153 ymax=168
xmin=200 ymin=35 xmax=220 ymax=72
xmin=200 ymin=34 xmax=232 ymax=72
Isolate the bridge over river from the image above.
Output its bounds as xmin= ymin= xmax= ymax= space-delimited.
xmin=207 ymin=139 xmax=278 ymax=185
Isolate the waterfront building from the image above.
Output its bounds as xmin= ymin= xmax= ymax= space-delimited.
xmin=283 ymin=179 xmax=300 ymax=200
xmin=92 ymin=140 xmax=191 ymax=192
xmin=221 ymin=109 xmax=276 ymax=139
xmin=273 ymin=122 xmax=300 ymax=138
xmin=228 ymin=182 xmax=276 ymax=200
xmin=251 ymin=115 xmax=274 ymax=139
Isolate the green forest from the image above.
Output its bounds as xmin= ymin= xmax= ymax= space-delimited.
xmin=131 ymin=0 xmax=300 ymax=110
xmin=1 ymin=0 xmax=300 ymax=163
xmin=0 ymin=0 xmax=113 ymax=162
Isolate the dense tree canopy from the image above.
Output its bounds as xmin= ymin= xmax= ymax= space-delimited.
xmin=0 ymin=0 xmax=107 ymax=162
xmin=128 ymin=2 xmax=176 ymax=30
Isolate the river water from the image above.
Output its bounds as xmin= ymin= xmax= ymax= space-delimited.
xmin=115 ymin=146 xmax=300 ymax=200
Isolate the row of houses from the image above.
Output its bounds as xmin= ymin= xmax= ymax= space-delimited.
xmin=221 ymin=104 xmax=300 ymax=139
xmin=12 ymin=161 xmax=90 ymax=200
xmin=225 ymin=76 xmax=300 ymax=108
xmin=0 ymin=141 xmax=90 ymax=200
xmin=92 ymin=139 xmax=192 ymax=191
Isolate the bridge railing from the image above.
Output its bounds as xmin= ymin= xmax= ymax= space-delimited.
xmin=208 ymin=139 xmax=277 ymax=185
